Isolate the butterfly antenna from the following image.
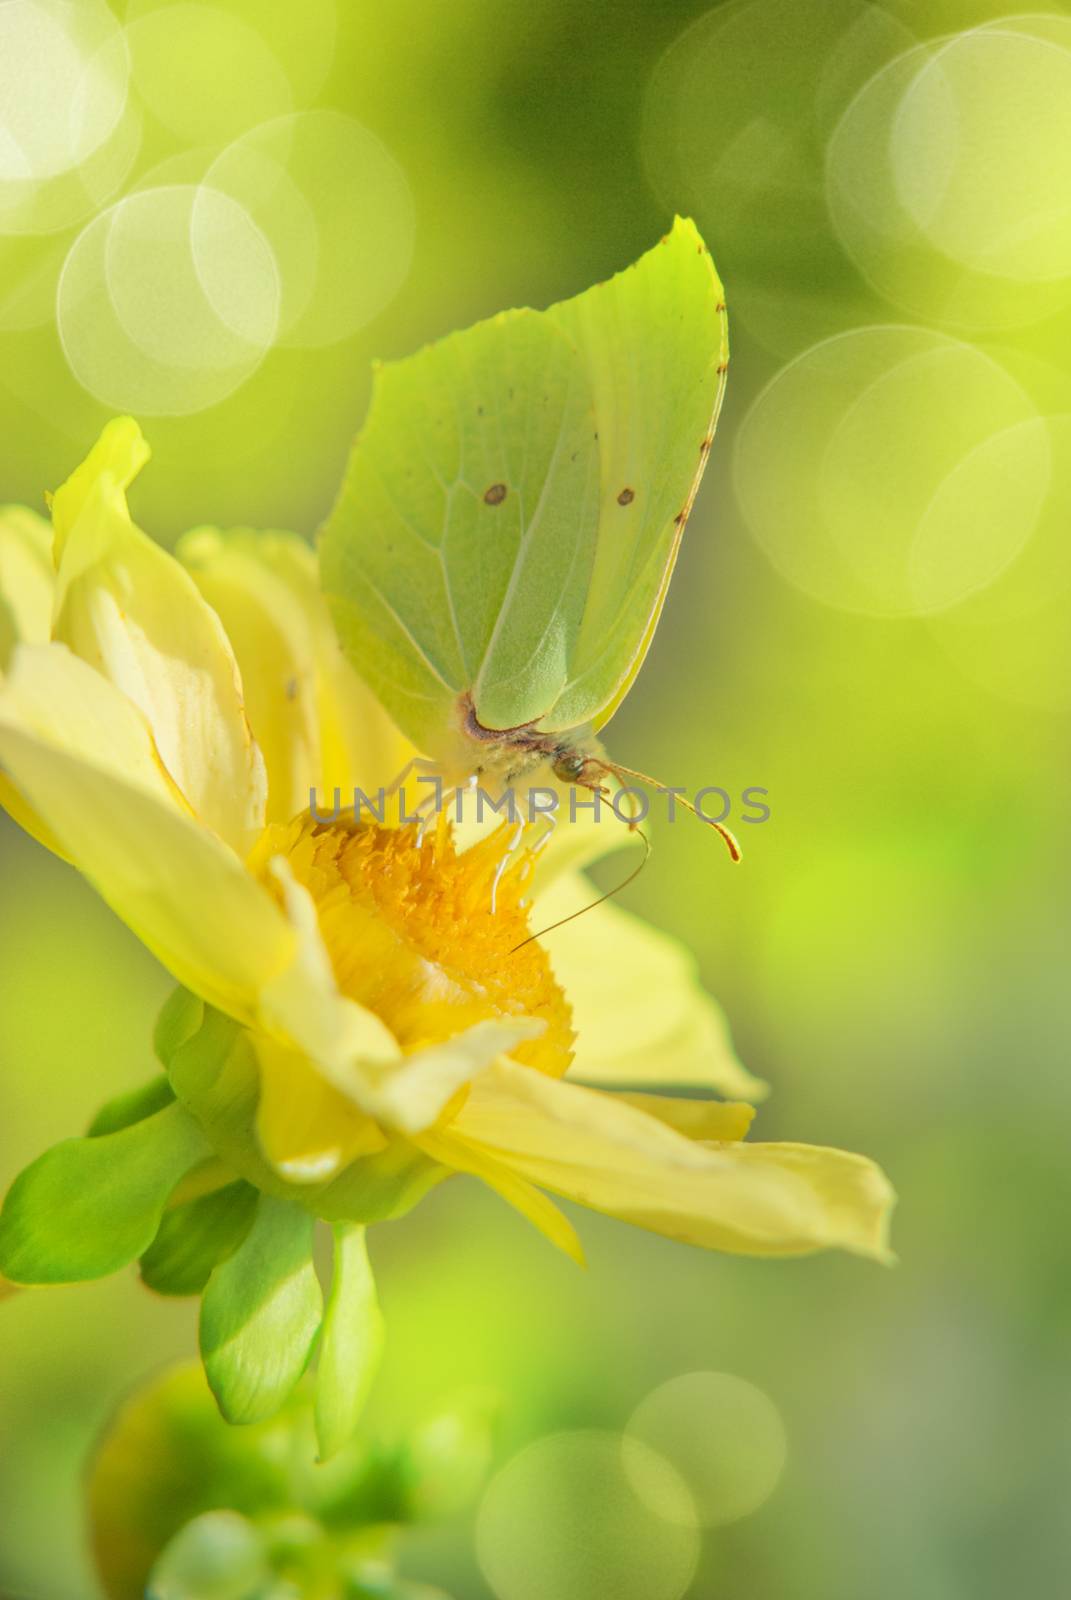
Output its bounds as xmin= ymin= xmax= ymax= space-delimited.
xmin=604 ymin=761 xmax=742 ymax=861
xmin=511 ymin=824 xmax=651 ymax=953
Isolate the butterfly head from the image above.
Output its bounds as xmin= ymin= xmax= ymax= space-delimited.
xmin=549 ymin=747 xmax=609 ymax=793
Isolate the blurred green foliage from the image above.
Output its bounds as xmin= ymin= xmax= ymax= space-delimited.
xmin=88 ymin=1362 xmax=494 ymax=1599
xmin=2 ymin=1 xmax=1070 ymax=1596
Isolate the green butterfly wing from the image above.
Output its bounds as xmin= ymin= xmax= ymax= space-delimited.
xmin=319 ymin=216 xmax=727 ymax=759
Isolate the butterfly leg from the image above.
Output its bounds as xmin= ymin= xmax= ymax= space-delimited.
xmin=527 ymin=811 xmax=558 ymax=857
xmin=383 ymin=755 xmax=442 ymax=799
xmin=381 ymin=755 xmax=446 ymax=828
xmin=415 ymin=772 xmax=478 ymax=844
xmin=490 ymin=819 xmax=528 ymax=914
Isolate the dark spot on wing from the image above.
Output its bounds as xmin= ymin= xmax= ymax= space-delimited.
xmin=285 ymin=676 xmax=299 ymax=701
xmin=716 ymin=301 xmax=726 ymax=313
xmin=674 ymin=509 xmax=687 ymax=525
xmin=484 ymin=483 xmax=508 ymax=506
xmin=617 ymin=487 xmax=635 ymax=506
xmin=716 ymin=362 xmax=728 ymax=374
xmin=700 ymin=435 xmax=713 ymax=454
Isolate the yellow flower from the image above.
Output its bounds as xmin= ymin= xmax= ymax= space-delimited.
xmin=0 ymin=420 xmax=894 ymax=1265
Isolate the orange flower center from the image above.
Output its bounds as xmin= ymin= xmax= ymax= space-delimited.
xmin=254 ymin=812 xmax=574 ymax=1076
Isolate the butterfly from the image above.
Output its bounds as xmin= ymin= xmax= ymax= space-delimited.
xmin=319 ymin=216 xmax=732 ymax=845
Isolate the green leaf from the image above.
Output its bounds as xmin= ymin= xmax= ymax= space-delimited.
xmin=0 ymin=1102 xmax=209 ymax=1283
xmin=315 ymin=1225 xmax=385 ymax=1461
xmin=200 ymin=1195 xmax=323 ymax=1425
xmin=88 ymin=1074 xmax=176 ymax=1136
xmin=320 ymin=216 xmax=727 ymax=757
xmin=147 ymin=1511 xmax=269 ymax=1600
xmin=154 ymin=985 xmax=206 ymax=1067
xmin=140 ymin=1181 xmax=259 ymax=1298
xmin=164 ymin=1004 xmax=447 ymax=1225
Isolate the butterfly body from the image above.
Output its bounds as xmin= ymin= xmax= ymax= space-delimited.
xmin=456 ymin=690 xmax=606 ymax=790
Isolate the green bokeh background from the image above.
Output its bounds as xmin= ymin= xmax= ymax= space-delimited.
xmin=2 ymin=1 xmax=1069 ymax=1595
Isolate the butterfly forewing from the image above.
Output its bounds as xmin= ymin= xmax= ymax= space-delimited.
xmin=320 ymin=217 xmax=727 ymax=758
xmin=543 ymin=218 xmax=728 ymax=733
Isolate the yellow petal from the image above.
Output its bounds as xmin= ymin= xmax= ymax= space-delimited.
xmin=0 ymin=641 xmax=191 ymax=807
xmin=259 ymin=856 xmax=544 ymax=1136
xmin=0 ymin=770 xmax=70 ymax=860
xmin=701 ymin=1141 xmax=896 ymax=1263
xmin=358 ymin=1019 xmax=546 ymax=1135
xmin=178 ymin=527 xmax=326 ymax=825
xmin=180 ymin=526 xmax=412 ymax=812
xmin=616 ymin=1093 xmax=755 ymax=1141
xmin=50 ymin=420 xmax=267 ymax=852
xmin=253 ymin=1033 xmax=388 ymax=1183
xmin=418 ymin=1125 xmax=586 ymax=1266
xmin=447 ymin=1059 xmax=894 ymax=1260
xmin=0 ymin=505 xmax=53 ymax=650
xmin=0 ymin=509 xmax=65 ymax=852
xmin=0 ymin=642 xmax=294 ymax=1017
xmin=259 ymin=535 xmax=412 ymax=797
xmin=536 ymin=873 xmax=767 ymax=1101
xmin=257 ymin=854 xmax=400 ymax=1075
xmin=50 ymin=410 xmax=149 ymax=521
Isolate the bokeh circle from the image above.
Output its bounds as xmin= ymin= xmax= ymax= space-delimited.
xmin=0 ymin=0 xmax=137 ymax=239
xmin=734 ymin=326 xmax=1041 ymax=615
xmin=625 ymin=1372 xmax=788 ymax=1529
xmin=641 ymin=0 xmax=915 ymax=267
xmin=124 ymin=0 xmax=338 ymax=109
xmin=57 ymin=184 xmax=279 ymax=415
xmin=202 ymin=111 xmax=415 ymax=349
xmin=927 ymin=412 xmax=1071 ymax=711
xmin=476 ymin=1431 xmax=700 ymax=1600
xmin=124 ymin=3 xmax=294 ymax=147
xmin=891 ymin=25 xmax=1071 ymax=283
xmin=826 ymin=20 xmax=1071 ymax=330
xmin=0 ymin=0 xmax=130 ymax=183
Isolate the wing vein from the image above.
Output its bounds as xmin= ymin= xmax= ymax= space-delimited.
xmin=359 ymin=576 xmax=457 ymax=694
xmin=474 ymin=342 xmax=579 ymax=701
